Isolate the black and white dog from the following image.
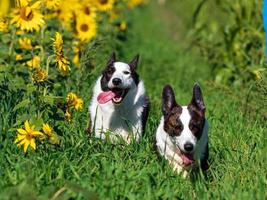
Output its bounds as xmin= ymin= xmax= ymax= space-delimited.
xmin=155 ymin=84 xmax=209 ymax=177
xmin=88 ymin=53 xmax=149 ymax=143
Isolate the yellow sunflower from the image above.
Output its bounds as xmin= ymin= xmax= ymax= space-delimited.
xmin=76 ymin=16 xmax=97 ymax=42
xmin=26 ymin=55 xmax=41 ymax=69
xmin=52 ymin=32 xmax=70 ymax=75
xmin=14 ymin=120 xmax=44 ymax=153
xmin=0 ymin=17 xmax=8 ymax=32
xmin=73 ymin=49 xmax=80 ymax=67
xmin=42 ymin=123 xmax=53 ymax=136
xmin=66 ymin=92 xmax=83 ymax=110
xmin=76 ymin=1 xmax=96 ymax=19
xmin=32 ymin=68 xmax=47 ymax=82
xmin=16 ymin=54 xmax=23 ymax=61
xmin=72 ymin=41 xmax=83 ymax=67
xmin=53 ymin=32 xmax=63 ymax=56
xmin=43 ymin=0 xmax=61 ymax=10
xmin=117 ymin=21 xmax=127 ymax=32
xmin=95 ymin=0 xmax=114 ymax=11
xmin=16 ymin=0 xmax=30 ymax=7
xmin=55 ymin=56 xmax=70 ymax=75
xmin=11 ymin=0 xmax=45 ymax=32
xmin=0 ymin=0 xmax=10 ymax=17
xmin=65 ymin=109 xmax=72 ymax=122
xmin=57 ymin=0 xmax=79 ymax=29
xmin=19 ymin=37 xmax=33 ymax=50
xmin=42 ymin=123 xmax=59 ymax=144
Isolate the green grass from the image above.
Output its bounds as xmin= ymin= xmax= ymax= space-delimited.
xmin=1 ymin=2 xmax=266 ymax=199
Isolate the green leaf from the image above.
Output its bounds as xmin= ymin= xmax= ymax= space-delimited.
xmin=12 ymin=99 xmax=30 ymax=112
xmin=31 ymin=117 xmax=44 ymax=129
xmin=43 ymin=95 xmax=55 ymax=106
xmin=26 ymin=83 xmax=37 ymax=95
xmin=10 ymin=76 xmax=26 ymax=91
xmin=0 ymin=65 xmax=8 ymax=72
xmin=13 ymin=114 xmax=30 ymax=127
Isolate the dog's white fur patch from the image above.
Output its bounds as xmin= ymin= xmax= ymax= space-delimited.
xmin=89 ymin=62 xmax=147 ymax=143
xmin=107 ymin=62 xmax=134 ymax=89
xmin=156 ymin=106 xmax=208 ymax=177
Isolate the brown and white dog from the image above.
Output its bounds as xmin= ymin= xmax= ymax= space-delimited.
xmin=155 ymin=84 xmax=209 ymax=177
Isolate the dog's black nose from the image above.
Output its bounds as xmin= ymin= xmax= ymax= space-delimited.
xmin=184 ymin=142 xmax=194 ymax=152
xmin=112 ymin=78 xmax=122 ymax=86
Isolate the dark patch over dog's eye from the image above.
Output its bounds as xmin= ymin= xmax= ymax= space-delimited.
xmin=108 ymin=66 xmax=115 ymax=74
xmin=123 ymin=71 xmax=130 ymax=75
xmin=189 ymin=123 xmax=199 ymax=132
xmin=164 ymin=113 xmax=183 ymax=137
xmin=189 ymin=120 xmax=204 ymax=139
xmin=175 ymin=124 xmax=183 ymax=131
xmin=188 ymin=104 xmax=205 ymax=139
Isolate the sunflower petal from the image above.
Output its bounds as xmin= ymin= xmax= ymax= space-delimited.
xmin=30 ymin=138 xmax=36 ymax=150
xmin=32 ymin=1 xmax=42 ymax=9
xmin=14 ymin=134 xmax=26 ymax=144
xmin=23 ymin=140 xmax=30 ymax=153
xmin=32 ymin=131 xmax=44 ymax=136
xmin=25 ymin=120 xmax=31 ymax=133
xmin=17 ymin=128 xmax=27 ymax=135
xmin=17 ymin=138 xmax=26 ymax=147
xmin=42 ymin=123 xmax=52 ymax=136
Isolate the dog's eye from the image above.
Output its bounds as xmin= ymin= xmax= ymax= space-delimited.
xmin=176 ymin=124 xmax=183 ymax=131
xmin=190 ymin=124 xmax=199 ymax=132
xmin=123 ymin=71 xmax=130 ymax=75
xmin=107 ymin=66 xmax=115 ymax=74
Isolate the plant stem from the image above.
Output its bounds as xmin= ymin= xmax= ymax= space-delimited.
xmin=46 ymin=55 xmax=53 ymax=75
xmin=8 ymin=28 xmax=16 ymax=64
xmin=40 ymin=25 xmax=46 ymax=63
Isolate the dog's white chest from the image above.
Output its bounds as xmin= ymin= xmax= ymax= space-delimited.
xmin=98 ymin=104 xmax=133 ymax=131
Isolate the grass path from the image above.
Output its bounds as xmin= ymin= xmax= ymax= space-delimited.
xmin=109 ymin=2 xmax=266 ymax=198
xmin=1 ymin=2 xmax=266 ymax=199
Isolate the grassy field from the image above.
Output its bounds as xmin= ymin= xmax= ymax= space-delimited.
xmin=1 ymin=2 xmax=267 ymax=199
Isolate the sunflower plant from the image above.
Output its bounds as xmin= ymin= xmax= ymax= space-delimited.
xmin=0 ymin=0 xmax=148 ymax=153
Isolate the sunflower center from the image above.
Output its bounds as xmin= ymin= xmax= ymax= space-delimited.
xmin=84 ymin=6 xmax=91 ymax=15
xmin=98 ymin=0 xmax=108 ymax=5
xmin=20 ymin=6 xmax=34 ymax=21
xmin=26 ymin=133 xmax=34 ymax=140
xmin=80 ymin=24 xmax=89 ymax=32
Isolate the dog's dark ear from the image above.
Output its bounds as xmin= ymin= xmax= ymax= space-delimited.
xmin=129 ymin=54 xmax=139 ymax=71
xmin=190 ymin=83 xmax=205 ymax=112
xmin=107 ymin=52 xmax=116 ymax=66
xmin=162 ymin=85 xmax=177 ymax=116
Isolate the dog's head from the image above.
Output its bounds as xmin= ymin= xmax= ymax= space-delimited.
xmin=98 ymin=52 xmax=139 ymax=105
xmin=162 ymin=84 xmax=206 ymax=166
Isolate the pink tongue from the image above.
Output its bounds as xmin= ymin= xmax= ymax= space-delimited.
xmin=97 ymin=91 xmax=116 ymax=104
xmin=181 ymin=154 xmax=194 ymax=166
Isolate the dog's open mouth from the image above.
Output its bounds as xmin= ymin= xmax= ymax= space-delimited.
xmin=97 ymin=88 xmax=128 ymax=104
xmin=111 ymin=88 xmax=128 ymax=104
xmin=173 ymin=142 xmax=195 ymax=166
xmin=180 ymin=153 xmax=194 ymax=166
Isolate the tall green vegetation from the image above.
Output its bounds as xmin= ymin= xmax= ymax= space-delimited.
xmin=191 ymin=0 xmax=265 ymax=85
